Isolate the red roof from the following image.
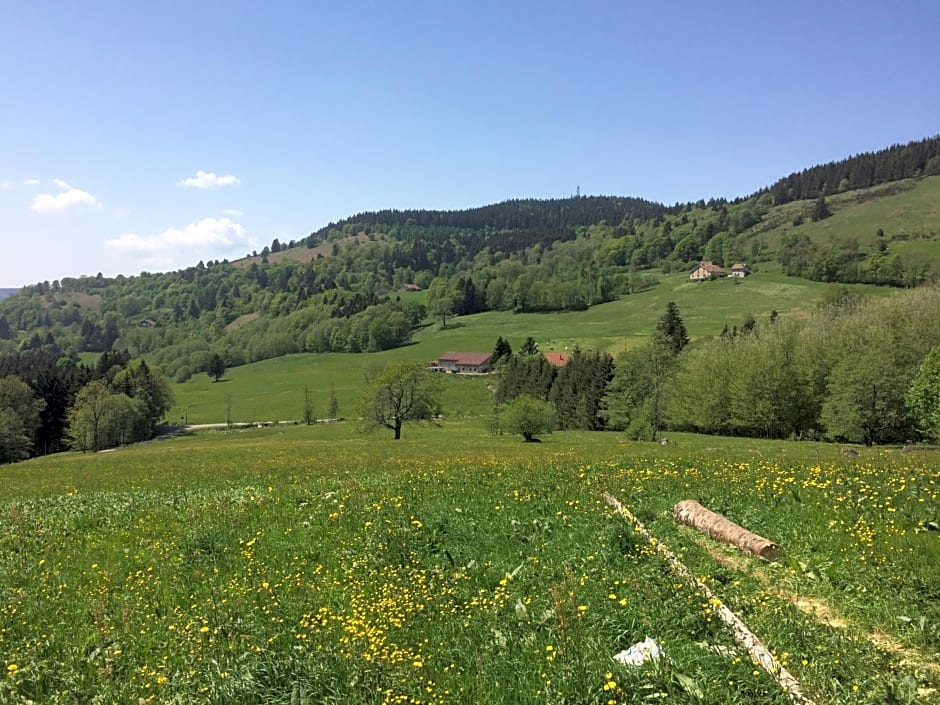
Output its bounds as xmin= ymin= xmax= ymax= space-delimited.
xmin=697 ymin=261 xmax=725 ymax=273
xmin=438 ymin=352 xmax=492 ymax=366
xmin=544 ymin=352 xmax=569 ymax=367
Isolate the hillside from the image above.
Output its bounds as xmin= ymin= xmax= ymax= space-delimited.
xmin=166 ymin=271 xmax=890 ymax=425
xmin=0 ymin=288 xmax=17 ymax=302
xmin=1 ymin=135 xmax=939 ymax=386
xmin=2 ymin=136 xmax=940 ymax=457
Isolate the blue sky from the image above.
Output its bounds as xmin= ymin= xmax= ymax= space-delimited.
xmin=1 ymin=1 xmax=938 ymax=287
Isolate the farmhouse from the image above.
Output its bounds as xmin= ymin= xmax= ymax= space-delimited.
xmin=689 ymin=261 xmax=727 ymax=281
xmin=730 ymin=263 xmax=751 ymax=278
xmin=401 ymin=283 xmax=422 ymax=292
xmin=433 ymin=351 xmax=493 ymax=374
xmin=544 ymin=351 xmax=569 ymax=367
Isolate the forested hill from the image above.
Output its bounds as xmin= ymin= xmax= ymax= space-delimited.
xmin=303 ymin=135 xmax=940 ymax=247
xmin=756 ymin=134 xmax=940 ymax=205
xmin=0 ymin=289 xmax=18 ymax=302
xmin=2 ymin=134 xmax=940 ymax=390
xmin=306 ymin=195 xmax=671 ymax=247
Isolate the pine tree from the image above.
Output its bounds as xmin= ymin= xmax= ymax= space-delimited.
xmin=656 ymin=302 xmax=689 ymax=355
xmin=492 ymin=336 xmax=512 ymax=364
xmin=811 ymin=193 xmax=832 ymax=222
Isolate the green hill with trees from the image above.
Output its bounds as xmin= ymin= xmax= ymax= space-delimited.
xmin=3 ymin=135 xmax=940 ymax=459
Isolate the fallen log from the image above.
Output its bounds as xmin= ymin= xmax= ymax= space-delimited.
xmin=604 ymin=493 xmax=816 ymax=705
xmin=674 ymin=500 xmax=780 ymax=561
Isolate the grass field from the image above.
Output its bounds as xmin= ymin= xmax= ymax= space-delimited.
xmin=168 ymin=273 xmax=889 ymax=425
xmin=1 ymin=423 xmax=937 ymax=704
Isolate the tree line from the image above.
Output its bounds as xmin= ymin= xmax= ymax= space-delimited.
xmin=0 ymin=350 xmax=173 ymax=462
xmin=758 ymin=134 xmax=940 ymax=205
xmin=604 ymin=288 xmax=940 ymax=445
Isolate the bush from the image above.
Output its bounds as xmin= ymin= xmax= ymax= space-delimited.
xmin=498 ymin=395 xmax=556 ymax=442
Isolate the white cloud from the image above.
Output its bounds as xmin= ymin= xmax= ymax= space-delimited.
xmin=23 ymin=179 xmax=39 ymax=186
xmin=222 ymin=208 xmax=243 ymax=217
xmin=179 ymin=170 xmax=240 ymax=190
xmin=30 ymin=179 xmax=101 ymax=214
xmin=105 ymin=217 xmax=248 ymax=254
xmin=0 ymin=181 xmax=9 ymax=190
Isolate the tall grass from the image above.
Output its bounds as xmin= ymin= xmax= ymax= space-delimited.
xmin=1 ymin=425 xmax=937 ymax=703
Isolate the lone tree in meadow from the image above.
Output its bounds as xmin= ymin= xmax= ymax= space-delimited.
xmin=499 ymin=394 xmax=556 ymax=442
xmin=206 ymin=353 xmax=226 ymax=382
xmin=357 ymin=361 xmax=443 ymax=440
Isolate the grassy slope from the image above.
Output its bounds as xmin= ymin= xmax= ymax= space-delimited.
xmin=162 ymin=176 xmax=938 ymax=424
xmin=744 ymin=175 xmax=940 ymax=256
xmin=169 ymin=273 xmax=889 ymax=424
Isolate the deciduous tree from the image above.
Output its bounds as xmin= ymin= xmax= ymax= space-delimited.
xmin=67 ymin=380 xmax=141 ymax=452
xmin=357 ymin=361 xmax=443 ymax=440
xmin=0 ymin=376 xmax=45 ymax=463
xmin=426 ymin=277 xmax=459 ymax=328
xmin=906 ymin=344 xmax=940 ymax=441
xmin=604 ymin=338 xmax=677 ymax=439
xmin=207 ymin=353 xmax=226 ymax=382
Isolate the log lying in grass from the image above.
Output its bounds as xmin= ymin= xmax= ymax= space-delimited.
xmin=605 ymin=493 xmax=816 ymax=705
xmin=674 ymin=500 xmax=781 ymax=561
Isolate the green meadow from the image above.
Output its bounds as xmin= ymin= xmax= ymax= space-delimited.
xmin=749 ymin=175 xmax=940 ymax=254
xmin=1 ymin=423 xmax=938 ymax=704
xmin=168 ymin=273 xmax=886 ymax=425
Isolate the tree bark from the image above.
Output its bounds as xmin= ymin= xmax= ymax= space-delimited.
xmin=673 ymin=500 xmax=780 ymax=561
